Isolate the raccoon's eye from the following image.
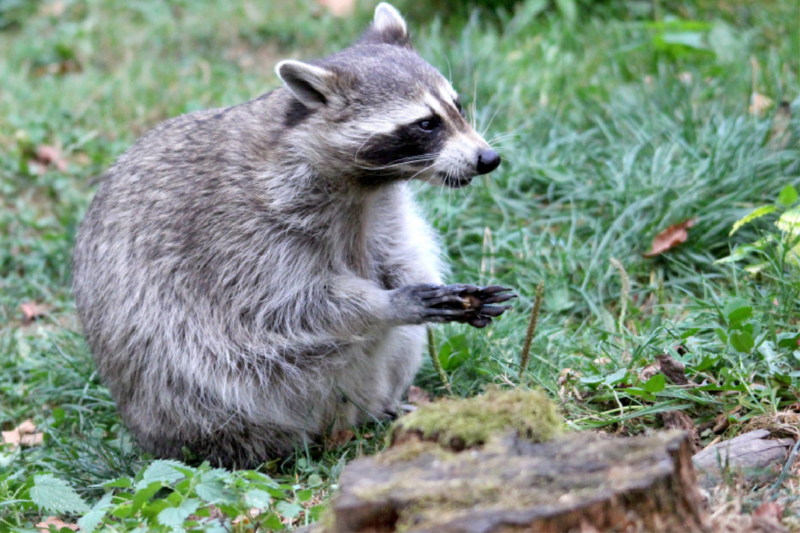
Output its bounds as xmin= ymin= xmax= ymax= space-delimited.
xmin=417 ymin=117 xmax=439 ymax=132
xmin=455 ymin=101 xmax=466 ymax=118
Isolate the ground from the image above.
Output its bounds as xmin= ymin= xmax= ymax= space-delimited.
xmin=0 ymin=0 xmax=799 ymax=531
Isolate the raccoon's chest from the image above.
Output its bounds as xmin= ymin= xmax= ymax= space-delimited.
xmin=332 ymin=188 xmax=406 ymax=289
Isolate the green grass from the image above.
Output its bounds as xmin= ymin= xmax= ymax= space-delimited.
xmin=1 ymin=0 xmax=799 ymax=530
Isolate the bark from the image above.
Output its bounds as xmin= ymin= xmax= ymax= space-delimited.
xmin=309 ymin=431 xmax=709 ymax=533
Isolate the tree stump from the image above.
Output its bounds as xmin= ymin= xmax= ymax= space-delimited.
xmin=309 ymin=431 xmax=708 ymax=533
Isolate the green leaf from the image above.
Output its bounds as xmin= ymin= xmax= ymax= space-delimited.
xmin=777 ymin=332 xmax=800 ymax=349
xmin=624 ymin=387 xmax=655 ymax=401
xmin=776 ymin=208 xmax=800 ymax=236
xmin=137 ymin=460 xmax=186 ymax=488
xmin=276 ymin=501 xmax=304 ymax=520
xmin=30 ymin=474 xmax=90 ymax=514
xmin=643 ymin=374 xmax=666 ymax=393
xmin=131 ymin=481 xmax=163 ymax=513
xmin=693 ymin=354 xmax=721 ymax=372
xmin=77 ymin=492 xmax=114 ymax=533
xmin=603 ymin=368 xmax=628 ymax=386
xmin=196 ymin=481 xmax=236 ymax=505
xmin=439 ymin=334 xmax=469 ymax=371
xmin=730 ymin=331 xmax=755 ymax=353
xmin=723 ymin=298 xmax=752 ymax=324
xmin=715 ymin=328 xmax=728 ymax=344
xmin=307 ymin=474 xmax=323 ymax=487
xmin=158 ymin=498 xmax=201 ymax=528
xmin=679 ymin=328 xmax=701 ymax=339
xmin=244 ymin=489 xmax=272 ymax=509
xmin=103 ymin=477 xmax=132 ymax=489
xmin=297 ymin=488 xmax=313 ymax=503
xmin=309 ymin=504 xmax=326 ymax=521
xmin=779 ymin=184 xmax=798 ymax=207
xmin=729 ymin=205 xmax=777 ymax=235
xmin=262 ymin=513 xmax=284 ymax=530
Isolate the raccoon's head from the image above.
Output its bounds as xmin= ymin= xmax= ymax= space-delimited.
xmin=275 ymin=3 xmax=500 ymax=189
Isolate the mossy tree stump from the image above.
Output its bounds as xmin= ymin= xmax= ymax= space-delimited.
xmin=306 ymin=390 xmax=709 ymax=533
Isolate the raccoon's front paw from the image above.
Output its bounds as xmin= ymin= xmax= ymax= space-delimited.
xmin=394 ymin=283 xmax=516 ymax=328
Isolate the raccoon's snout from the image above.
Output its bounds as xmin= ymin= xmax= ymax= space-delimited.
xmin=476 ymin=149 xmax=501 ymax=175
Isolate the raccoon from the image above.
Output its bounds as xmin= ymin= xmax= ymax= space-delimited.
xmin=72 ymin=3 xmax=513 ymax=468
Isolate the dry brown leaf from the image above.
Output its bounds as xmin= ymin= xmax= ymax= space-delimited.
xmin=317 ymin=0 xmax=355 ymax=16
xmin=643 ymin=218 xmax=696 ymax=258
xmin=750 ymin=92 xmax=774 ymax=117
xmin=406 ymin=385 xmax=430 ymax=405
xmin=32 ymin=60 xmax=82 ymax=77
xmin=656 ymin=352 xmax=689 ymax=385
xmin=2 ymin=419 xmax=44 ymax=449
xmin=768 ymin=101 xmax=792 ymax=150
xmin=34 ymin=145 xmax=68 ymax=172
xmin=232 ymin=507 xmax=261 ymax=525
xmin=325 ymin=429 xmax=354 ymax=449
xmin=640 ymin=362 xmax=660 ymax=381
xmin=36 ymin=516 xmax=78 ymax=532
xmin=753 ymin=502 xmax=784 ymax=522
xmin=20 ymin=301 xmax=50 ymax=325
xmin=38 ymin=1 xmax=66 ymax=17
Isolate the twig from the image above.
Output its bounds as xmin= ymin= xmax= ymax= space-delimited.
xmin=769 ymin=437 xmax=800 ymax=498
xmin=427 ymin=326 xmax=452 ymax=395
xmin=609 ymin=257 xmax=629 ymax=332
xmin=519 ymin=280 xmax=545 ymax=381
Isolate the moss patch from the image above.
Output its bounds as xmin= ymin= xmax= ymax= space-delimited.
xmin=390 ymin=388 xmax=562 ymax=451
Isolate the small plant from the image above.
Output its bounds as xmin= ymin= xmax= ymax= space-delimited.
xmin=1 ymin=460 xmax=326 ymax=532
xmin=719 ymin=184 xmax=800 ymax=274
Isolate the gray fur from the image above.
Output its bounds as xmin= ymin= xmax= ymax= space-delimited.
xmin=72 ymin=3 xmax=506 ymax=468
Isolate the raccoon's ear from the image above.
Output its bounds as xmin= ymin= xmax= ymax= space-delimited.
xmin=368 ymin=2 xmax=410 ymax=47
xmin=276 ymin=60 xmax=337 ymax=110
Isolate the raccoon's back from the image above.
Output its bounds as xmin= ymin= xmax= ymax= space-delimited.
xmin=72 ymin=99 xmax=285 ymax=375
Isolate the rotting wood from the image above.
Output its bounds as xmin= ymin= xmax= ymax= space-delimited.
xmin=304 ymin=431 xmax=709 ymax=533
xmin=692 ymin=429 xmax=795 ymax=488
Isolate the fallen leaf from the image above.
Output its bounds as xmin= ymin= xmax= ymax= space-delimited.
xmin=750 ymin=92 xmax=774 ymax=117
xmin=643 ymin=218 xmax=696 ymax=258
xmin=20 ymin=301 xmax=50 ymax=325
xmin=698 ymin=406 xmax=742 ymax=435
xmin=592 ymin=357 xmax=611 ymax=365
xmin=34 ymin=145 xmax=68 ymax=172
xmin=317 ymin=0 xmax=355 ymax=16
xmin=640 ymin=363 xmax=660 ymax=381
xmin=656 ymin=352 xmax=689 ymax=385
xmin=678 ymin=71 xmax=693 ymax=84
xmin=753 ymin=501 xmax=785 ymax=528
xmin=232 ymin=507 xmax=261 ymax=525
xmin=406 ymin=385 xmax=430 ymax=404
xmin=768 ymin=101 xmax=792 ymax=150
xmin=658 ymin=411 xmax=700 ymax=453
xmin=38 ymin=1 xmax=66 ymax=17
xmin=36 ymin=516 xmax=78 ymax=532
xmin=2 ymin=419 xmax=44 ymax=449
xmin=32 ymin=60 xmax=82 ymax=77
xmin=325 ymin=429 xmax=354 ymax=449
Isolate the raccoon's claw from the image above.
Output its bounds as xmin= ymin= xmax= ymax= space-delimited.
xmin=396 ymin=283 xmax=516 ymax=327
xmin=423 ymin=283 xmax=516 ymax=327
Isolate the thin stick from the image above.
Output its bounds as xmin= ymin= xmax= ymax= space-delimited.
xmin=427 ymin=326 xmax=452 ymax=395
xmin=519 ymin=280 xmax=545 ymax=381
xmin=609 ymin=257 xmax=630 ymax=332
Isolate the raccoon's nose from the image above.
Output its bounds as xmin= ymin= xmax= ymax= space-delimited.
xmin=476 ymin=149 xmax=501 ymax=175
